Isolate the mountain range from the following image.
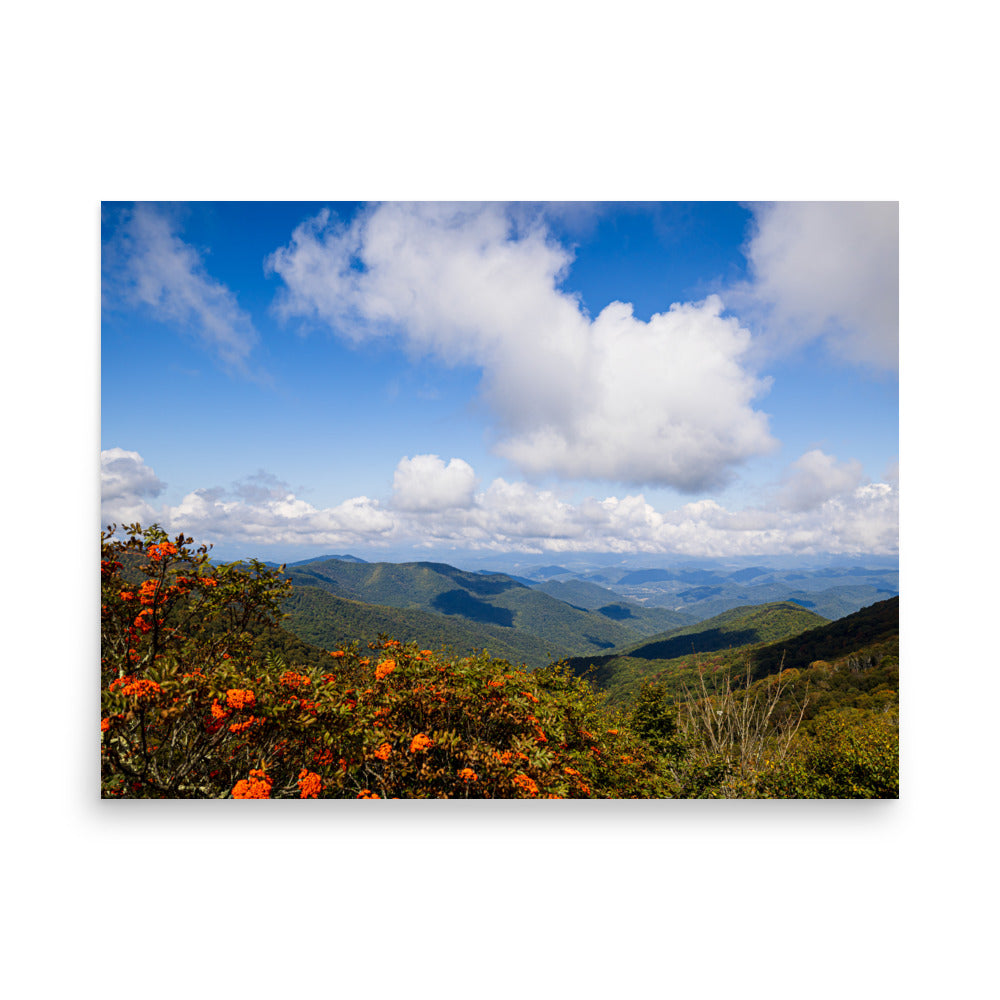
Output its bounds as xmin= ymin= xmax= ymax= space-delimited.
xmin=281 ymin=557 xmax=692 ymax=669
xmin=275 ymin=554 xmax=897 ymax=677
xmin=563 ymin=595 xmax=899 ymax=706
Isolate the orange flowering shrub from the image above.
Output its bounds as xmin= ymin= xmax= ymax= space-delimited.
xmin=375 ymin=659 xmax=396 ymax=681
xmin=511 ymin=774 xmax=538 ymax=796
xmin=226 ymin=689 xmax=256 ymax=711
xmin=108 ymin=676 xmax=162 ymax=702
xmin=297 ymin=769 xmax=322 ymax=799
xmin=232 ymin=769 xmax=272 ymax=799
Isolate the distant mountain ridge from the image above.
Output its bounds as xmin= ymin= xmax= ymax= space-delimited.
xmin=558 ymin=563 xmax=897 ymax=622
xmin=289 ymin=553 xmax=368 ymax=566
xmin=280 ymin=557 xmax=705 ymax=669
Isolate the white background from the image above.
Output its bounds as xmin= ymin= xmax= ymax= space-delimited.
xmin=3 ymin=2 xmax=994 ymax=997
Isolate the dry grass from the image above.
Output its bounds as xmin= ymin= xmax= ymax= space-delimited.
xmin=677 ymin=657 xmax=809 ymax=797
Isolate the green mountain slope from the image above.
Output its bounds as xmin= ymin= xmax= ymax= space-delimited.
xmin=569 ymin=597 xmax=897 ymax=707
xmin=621 ymin=602 xmax=828 ymax=660
xmin=563 ymin=601 xmax=830 ymax=697
xmin=284 ymin=558 xmax=690 ymax=658
xmin=282 ymin=585 xmax=568 ymax=669
xmin=532 ymin=579 xmax=696 ymax=631
xmin=742 ymin=596 xmax=898 ymax=680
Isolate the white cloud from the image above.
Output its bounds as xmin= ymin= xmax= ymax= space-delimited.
xmin=100 ymin=449 xmax=392 ymax=548
xmin=101 ymin=447 xmax=165 ymax=501
xmin=392 ymin=455 xmax=478 ymax=511
xmin=267 ymin=203 xmax=776 ymax=491
xmin=777 ymin=449 xmax=865 ymax=512
xmin=104 ymin=204 xmax=262 ymax=376
xmin=100 ymin=448 xmax=164 ymax=525
xmin=162 ymin=488 xmax=394 ymax=548
xmin=739 ymin=201 xmax=898 ymax=370
xmin=101 ymin=451 xmax=897 ymax=558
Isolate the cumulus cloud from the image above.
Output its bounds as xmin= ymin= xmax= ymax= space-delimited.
xmin=739 ymin=201 xmax=898 ymax=370
xmin=102 ymin=450 xmax=897 ymax=558
xmin=267 ymin=203 xmax=776 ymax=491
xmin=100 ymin=449 xmax=392 ymax=548
xmin=392 ymin=455 xmax=478 ymax=511
xmin=162 ymin=488 xmax=394 ymax=548
xmin=104 ymin=204 xmax=262 ymax=376
xmin=100 ymin=448 xmax=164 ymax=525
xmin=777 ymin=449 xmax=865 ymax=512
xmin=101 ymin=447 xmax=165 ymax=501
xmin=401 ymin=471 xmax=898 ymax=557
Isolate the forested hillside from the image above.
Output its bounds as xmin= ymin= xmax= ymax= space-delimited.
xmin=283 ymin=585 xmax=568 ymax=670
xmin=567 ymin=597 xmax=898 ymax=710
xmin=529 ymin=578 xmax=695 ymax=631
xmin=563 ymin=602 xmax=826 ymax=693
xmin=282 ymin=557 xmax=698 ymax=662
xmin=619 ymin=602 xmax=828 ymax=660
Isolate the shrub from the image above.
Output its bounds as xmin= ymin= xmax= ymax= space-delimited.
xmin=754 ymin=709 xmax=899 ymax=799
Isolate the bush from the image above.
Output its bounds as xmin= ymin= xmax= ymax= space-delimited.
xmin=753 ymin=709 xmax=899 ymax=799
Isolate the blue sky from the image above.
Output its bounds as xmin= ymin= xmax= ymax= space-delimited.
xmin=101 ymin=201 xmax=898 ymax=564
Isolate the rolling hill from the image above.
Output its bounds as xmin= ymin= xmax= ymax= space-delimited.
xmin=280 ymin=558 xmax=703 ymax=667
xmin=562 ymin=601 xmax=830 ymax=696
xmin=282 ymin=585 xmax=567 ymax=669
xmin=530 ymin=578 xmax=696 ymax=632
xmin=565 ymin=596 xmax=898 ymax=706
xmin=619 ymin=602 xmax=829 ymax=660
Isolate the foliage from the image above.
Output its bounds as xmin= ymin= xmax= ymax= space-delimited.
xmin=671 ymin=662 xmax=811 ymax=798
xmin=753 ymin=709 xmax=899 ymax=799
xmin=283 ymin=584 xmax=564 ymax=670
